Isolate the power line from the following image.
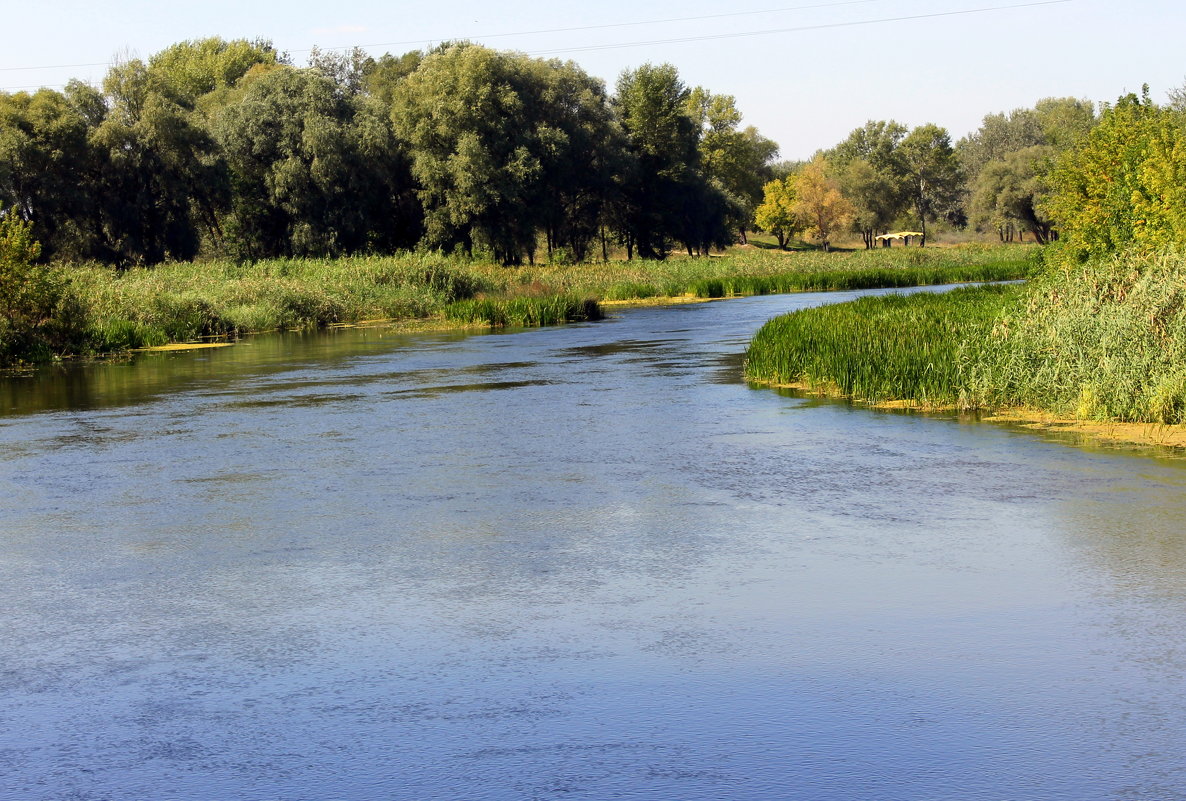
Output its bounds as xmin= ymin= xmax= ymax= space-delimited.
xmin=0 ymin=0 xmax=895 ymax=74
xmin=525 ymin=0 xmax=1073 ymax=55
xmin=332 ymin=0 xmax=895 ymax=53
xmin=2 ymin=0 xmax=1073 ymax=92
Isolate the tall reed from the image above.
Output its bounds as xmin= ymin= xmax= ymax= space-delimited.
xmin=745 ymin=284 xmax=1020 ymax=407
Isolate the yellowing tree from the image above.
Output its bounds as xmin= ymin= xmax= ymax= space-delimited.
xmin=754 ymin=176 xmax=798 ymax=249
xmin=793 ymin=156 xmax=853 ymax=252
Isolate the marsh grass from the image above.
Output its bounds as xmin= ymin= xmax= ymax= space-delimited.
xmin=3 ymin=243 xmax=1032 ymax=364
xmin=970 ymin=248 xmax=1186 ymax=423
xmin=745 ymin=246 xmax=1186 ymax=425
xmin=745 ymin=284 xmax=1020 ymax=407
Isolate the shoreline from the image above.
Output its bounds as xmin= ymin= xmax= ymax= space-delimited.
xmin=753 ymin=380 xmax=1186 ymax=453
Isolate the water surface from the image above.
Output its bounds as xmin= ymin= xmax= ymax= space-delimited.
xmin=2 ymin=287 xmax=1185 ymax=800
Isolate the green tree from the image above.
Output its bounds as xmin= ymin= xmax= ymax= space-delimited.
xmin=754 ymin=176 xmax=799 ymax=249
xmin=392 ymin=44 xmax=544 ymax=263
xmin=613 ymin=63 xmax=700 ymax=260
xmin=1045 ymin=88 xmax=1186 ymax=259
xmin=828 ymin=120 xmax=909 ymax=248
xmin=685 ymin=88 xmax=778 ymax=243
xmin=0 ymin=208 xmax=68 ymax=363
xmin=215 ymin=66 xmax=415 ymax=258
xmin=970 ymin=145 xmax=1057 ymax=244
xmin=146 ymin=37 xmax=280 ymax=110
xmin=0 ymin=88 xmax=101 ymax=260
xmin=393 ymin=44 xmax=624 ymax=264
xmin=899 ymin=124 xmax=962 ymax=246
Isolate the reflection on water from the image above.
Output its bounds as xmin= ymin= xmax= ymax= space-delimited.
xmin=2 ymin=287 xmax=1186 ymax=800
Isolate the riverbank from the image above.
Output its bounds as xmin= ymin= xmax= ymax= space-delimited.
xmin=2 ymin=243 xmax=1033 ymax=366
xmin=744 ymin=248 xmax=1186 ymax=452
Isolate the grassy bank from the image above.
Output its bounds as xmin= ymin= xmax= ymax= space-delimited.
xmin=2 ymin=243 xmax=1033 ymax=365
xmin=745 ymin=246 xmax=1186 ymax=427
xmin=745 ymin=284 xmax=1020 ymax=407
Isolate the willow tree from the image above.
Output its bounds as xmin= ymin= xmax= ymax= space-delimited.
xmin=392 ymin=44 xmax=621 ymax=264
xmin=613 ymin=63 xmax=700 ymax=260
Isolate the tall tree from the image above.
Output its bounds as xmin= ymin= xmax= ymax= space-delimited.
xmin=899 ymin=124 xmax=962 ymax=246
xmin=215 ymin=66 xmax=416 ymax=258
xmin=393 ymin=44 xmax=618 ymax=264
xmin=1045 ymin=88 xmax=1186 ymax=259
xmin=970 ymin=145 xmax=1057 ymax=244
xmin=685 ymin=88 xmax=778 ymax=243
xmin=0 ymin=87 xmax=99 ymax=260
xmin=754 ymin=175 xmax=799 ymax=249
xmin=829 ymin=120 xmax=909 ymax=248
xmin=613 ymin=63 xmax=700 ymax=260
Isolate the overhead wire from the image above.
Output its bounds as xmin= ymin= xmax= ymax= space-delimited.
xmin=1 ymin=0 xmax=1073 ymax=92
xmin=525 ymin=0 xmax=1071 ymax=55
xmin=0 ymin=0 xmax=894 ymax=73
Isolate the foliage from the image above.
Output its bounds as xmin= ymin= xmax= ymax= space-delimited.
xmin=613 ymin=63 xmax=701 ymax=260
xmin=970 ymin=248 xmax=1186 ymax=423
xmin=685 ymin=87 xmax=778 ymax=241
xmin=827 ymin=120 xmax=910 ymax=248
xmin=745 ymin=284 xmax=1018 ymax=407
xmin=392 ymin=44 xmax=621 ymax=265
xmin=754 ymin=176 xmax=798 ymax=249
xmin=792 ymin=155 xmax=854 ymax=252
xmin=1043 ymin=89 xmax=1186 ymax=261
xmin=214 ymin=67 xmax=419 ymax=259
xmin=969 ymin=145 xmax=1058 ymax=244
xmin=957 ymin=97 xmax=1096 ymax=243
xmin=899 ymin=123 xmax=963 ymax=245
xmin=0 ymin=209 xmax=71 ymax=363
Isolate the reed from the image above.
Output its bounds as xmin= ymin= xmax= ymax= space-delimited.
xmin=969 ymin=248 xmax=1186 ymax=423
xmin=744 ymin=284 xmax=1020 ymax=407
xmin=3 ymin=243 xmax=1033 ymax=364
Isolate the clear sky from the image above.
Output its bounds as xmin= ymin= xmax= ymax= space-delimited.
xmin=3 ymin=0 xmax=1184 ymax=159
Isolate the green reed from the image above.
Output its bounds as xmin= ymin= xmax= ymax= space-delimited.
xmin=745 ymin=284 xmax=1020 ymax=407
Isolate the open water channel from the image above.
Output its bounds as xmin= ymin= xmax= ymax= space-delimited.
xmin=2 ymin=286 xmax=1185 ymax=800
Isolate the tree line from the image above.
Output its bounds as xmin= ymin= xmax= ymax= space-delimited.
xmin=0 ymin=37 xmax=777 ymax=266
xmin=755 ymin=97 xmax=1099 ymax=250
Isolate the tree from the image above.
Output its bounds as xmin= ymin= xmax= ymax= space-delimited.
xmin=0 ymin=88 xmax=99 ymax=260
xmin=215 ymin=66 xmax=416 ymax=258
xmin=899 ymin=124 xmax=962 ymax=246
xmin=754 ymin=176 xmax=798 ymax=249
xmin=613 ymin=63 xmax=701 ymax=260
xmin=146 ymin=37 xmax=280 ymax=110
xmin=793 ymin=155 xmax=853 ymax=252
xmin=308 ymin=46 xmax=372 ymax=96
xmin=829 ymin=120 xmax=910 ymax=248
xmin=392 ymin=44 xmax=622 ymax=265
xmin=970 ymin=145 xmax=1057 ymax=244
xmin=685 ymin=88 xmax=778 ymax=243
xmin=1044 ymin=88 xmax=1186 ymax=259
xmin=0 ymin=208 xmax=68 ymax=362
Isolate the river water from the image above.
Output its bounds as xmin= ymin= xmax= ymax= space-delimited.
xmin=2 ymin=287 xmax=1185 ymax=800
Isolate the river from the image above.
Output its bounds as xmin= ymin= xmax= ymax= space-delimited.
xmin=2 ymin=286 xmax=1185 ymax=800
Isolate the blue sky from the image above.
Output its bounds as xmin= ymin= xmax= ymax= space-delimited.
xmin=3 ymin=0 xmax=1184 ymax=159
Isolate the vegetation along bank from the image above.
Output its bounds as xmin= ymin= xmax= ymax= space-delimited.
xmin=746 ymin=88 xmax=1186 ymax=442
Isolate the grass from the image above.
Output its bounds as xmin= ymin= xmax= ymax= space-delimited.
xmin=745 ymin=245 xmax=1186 ymax=426
xmin=2 ymin=242 xmax=1034 ymax=365
xmin=970 ymin=247 xmax=1186 ymax=424
xmin=744 ymin=284 xmax=1021 ymax=407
